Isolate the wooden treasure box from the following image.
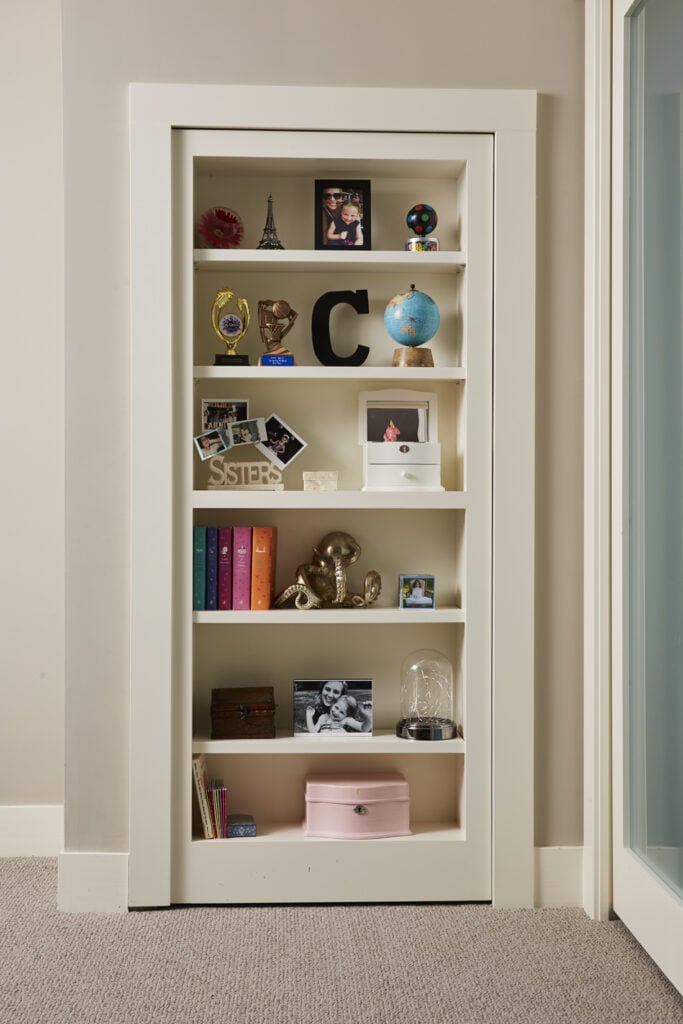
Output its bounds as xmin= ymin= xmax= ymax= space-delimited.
xmin=303 ymin=771 xmax=410 ymax=839
xmin=210 ymin=686 xmax=276 ymax=740
xmin=362 ymin=442 xmax=443 ymax=491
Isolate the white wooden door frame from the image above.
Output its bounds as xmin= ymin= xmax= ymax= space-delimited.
xmin=583 ymin=0 xmax=613 ymax=923
xmin=610 ymin=0 xmax=683 ymax=994
xmin=586 ymin=0 xmax=683 ymax=993
xmin=129 ymin=85 xmax=537 ymax=909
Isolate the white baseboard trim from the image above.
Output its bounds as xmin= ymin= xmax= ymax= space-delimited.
xmin=0 ymin=804 xmax=64 ymax=856
xmin=2 ymin=824 xmax=579 ymax=912
xmin=58 ymin=851 xmax=129 ymax=913
xmin=535 ymin=846 xmax=583 ymax=907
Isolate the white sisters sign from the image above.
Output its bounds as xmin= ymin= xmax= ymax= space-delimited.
xmin=207 ymin=457 xmax=284 ymax=490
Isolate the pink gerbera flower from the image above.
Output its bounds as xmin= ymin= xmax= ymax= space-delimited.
xmin=196 ymin=207 xmax=244 ymax=248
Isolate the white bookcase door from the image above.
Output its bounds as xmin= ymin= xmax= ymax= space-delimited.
xmin=129 ymin=85 xmax=536 ymax=910
xmin=172 ymin=127 xmax=491 ymax=904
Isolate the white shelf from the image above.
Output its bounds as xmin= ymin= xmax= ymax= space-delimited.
xmin=193 ymin=607 xmax=465 ymax=625
xmin=193 ymin=729 xmax=465 ymax=755
xmin=191 ymin=821 xmax=464 ymax=843
xmin=194 ymin=248 xmax=466 ymax=274
xmin=193 ymin=365 xmax=465 ymax=381
xmin=193 ymin=489 xmax=466 ymax=510
xmin=176 ymin=819 xmax=488 ymax=904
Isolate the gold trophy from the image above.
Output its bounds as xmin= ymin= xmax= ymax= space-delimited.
xmin=211 ymin=288 xmax=251 ymax=366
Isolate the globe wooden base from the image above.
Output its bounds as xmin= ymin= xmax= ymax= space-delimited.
xmin=392 ymin=346 xmax=434 ymax=367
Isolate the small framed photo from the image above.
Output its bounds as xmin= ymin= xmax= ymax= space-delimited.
xmin=399 ymin=575 xmax=436 ymax=609
xmin=194 ymin=428 xmax=231 ymax=461
xmin=256 ymin=413 xmax=307 ymax=469
xmin=358 ymin=389 xmax=439 ymax=444
xmin=293 ymin=679 xmax=373 ymax=736
xmin=226 ymin=416 xmax=267 ymax=447
xmin=315 ymin=180 xmax=371 ymax=251
xmin=201 ymin=399 xmax=249 ymax=432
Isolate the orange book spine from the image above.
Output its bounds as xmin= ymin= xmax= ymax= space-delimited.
xmin=250 ymin=526 xmax=277 ymax=610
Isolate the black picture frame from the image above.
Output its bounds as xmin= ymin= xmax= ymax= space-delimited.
xmin=315 ymin=180 xmax=371 ymax=251
xmin=293 ymin=679 xmax=373 ymax=736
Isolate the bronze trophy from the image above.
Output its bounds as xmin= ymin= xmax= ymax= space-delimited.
xmin=211 ymin=288 xmax=251 ymax=366
xmin=257 ymin=299 xmax=298 ymax=366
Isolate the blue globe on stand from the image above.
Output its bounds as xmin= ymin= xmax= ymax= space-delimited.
xmin=384 ymin=284 xmax=440 ymax=367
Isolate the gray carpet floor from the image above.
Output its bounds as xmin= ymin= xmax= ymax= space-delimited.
xmin=2 ymin=859 xmax=683 ymax=1024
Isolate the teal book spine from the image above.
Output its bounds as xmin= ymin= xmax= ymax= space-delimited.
xmin=205 ymin=526 xmax=219 ymax=610
xmin=193 ymin=526 xmax=207 ymax=611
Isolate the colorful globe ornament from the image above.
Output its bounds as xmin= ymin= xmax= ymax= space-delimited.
xmin=406 ymin=203 xmax=438 ymax=237
xmin=384 ymin=284 xmax=440 ymax=367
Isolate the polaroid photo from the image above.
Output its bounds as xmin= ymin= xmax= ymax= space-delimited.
xmin=225 ymin=416 xmax=267 ymax=447
xmin=194 ymin=428 xmax=231 ymax=461
xmin=399 ymin=574 xmax=436 ymax=609
xmin=201 ymin=399 xmax=249 ymax=432
xmin=256 ymin=413 xmax=307 ymax=470
xmin=358 ymin=389 xmax=438 ymax=445
xmin=292 ymin=679 xmax=373 ymax=736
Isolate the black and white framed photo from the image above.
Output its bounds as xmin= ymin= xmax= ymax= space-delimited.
xmin=293 ymin=679 xmax=373 ymax=736
xmin=315 ymin=180 xmax=371 ymax=251
xmin=399 ymin=574 xmax=436 ymax=609
xmin=226 ymin=416 xmax=267 ymax=446
xmin=256 ymin=413 xmax=307 ymax=469
xmin=193 ymin=428 xmax=231 ymax=461
xmin=201 ymin=399 xmax=249 ymax=432
xmin=358 ymin=389 xmax=439 ymax=444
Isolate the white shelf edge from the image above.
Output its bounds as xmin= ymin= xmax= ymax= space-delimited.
xmin=194 ymin=248 xmax=466 ymax=274
xmin=192 ymin=729 xmax=466 ymax=755
xmin=193 ymin=489 xmax=467 ymax=510
xmin=193 ymin=607 xmax=465 ymax=625
xmin=192 ymin=365 xmax=466 ymax=381
xmin=191 ymin=821 xmax=465 ymax=843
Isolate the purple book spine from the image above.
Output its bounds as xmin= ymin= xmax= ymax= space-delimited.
xmin=232 ymin=527 xmax=253 ymax=610
xmin=218 ymin=527 xmax=233 ymax=610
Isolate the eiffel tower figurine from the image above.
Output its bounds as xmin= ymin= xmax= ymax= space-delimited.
xmin=256 ymin=194 xmax=285 ymax=250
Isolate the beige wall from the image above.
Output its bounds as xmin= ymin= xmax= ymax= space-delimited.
xmin=57 ymin=0 xmax=584 ymax=849
xmin=0 ymin=0 xmax=64 ymax=805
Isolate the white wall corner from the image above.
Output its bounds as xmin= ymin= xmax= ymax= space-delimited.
xmin=535 ymin=846 xmax=583 ymax=907
xmin=0 ymin=805 xmax=64 ymax=856
xmin=58 ymin=851 xmax=129 ymax=913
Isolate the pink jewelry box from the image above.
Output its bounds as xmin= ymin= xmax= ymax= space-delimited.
xmin=303 ymin=772 xmax=410 ymax=839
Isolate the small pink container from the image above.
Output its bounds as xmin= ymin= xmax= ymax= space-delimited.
xmin=303 ymin=772 xmax=411 ymax=839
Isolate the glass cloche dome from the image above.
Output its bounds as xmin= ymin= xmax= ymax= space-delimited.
xmin=396 ymin=648 xmax=457 ymax=741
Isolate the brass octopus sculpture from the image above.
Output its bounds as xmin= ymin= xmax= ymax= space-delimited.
xmin=274 ymin=531 xmax=381 ymax=610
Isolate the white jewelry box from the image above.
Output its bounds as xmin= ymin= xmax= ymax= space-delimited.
xmin=362 ymin=441 xmax=443 ymax=491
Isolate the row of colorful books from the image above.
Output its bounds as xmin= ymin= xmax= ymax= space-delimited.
xmin=192 ymin=754 xmax=256 ymax=839
xmin=193 ymin=525 xmax=277 ymax=611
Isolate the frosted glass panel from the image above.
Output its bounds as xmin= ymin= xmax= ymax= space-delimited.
xmin=628 ymin=0 xmax=683 ymax=898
